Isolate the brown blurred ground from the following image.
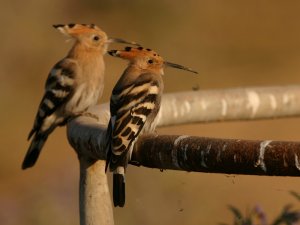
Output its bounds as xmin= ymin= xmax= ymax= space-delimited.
xmin=1 ymin=1 xmax=300 ymax=224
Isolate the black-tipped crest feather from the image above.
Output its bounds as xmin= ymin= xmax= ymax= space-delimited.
xmin=53 ymin=24 xmax=64 ymax=29
xmin=108 ymin=50 xmax=118 ymax=57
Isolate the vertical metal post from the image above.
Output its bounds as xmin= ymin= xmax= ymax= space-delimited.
xmin=79 ymin=157 xmax=114 ymax=225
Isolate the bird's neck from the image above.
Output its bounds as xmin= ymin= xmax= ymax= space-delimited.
xmin=68 ymin=41 xmax=104 ymax=62
xmin=67 ymin=42 xmax=105 ymax=78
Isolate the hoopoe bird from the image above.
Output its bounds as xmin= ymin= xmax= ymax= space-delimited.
xmin=106 ymin=46 xmax=197 ymax=207
xmin=22 ymin=23 xmax=138 ymax=170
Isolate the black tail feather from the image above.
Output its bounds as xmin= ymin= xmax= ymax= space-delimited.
xmin=105 ymin=147 xmax=111 ymax=173
xmin=22 ymin=135 xmax=48 ymax=170
xmin=113 ymin=173 xmax=125 ymax=207
xmin=27 ymin=128 xmax=35 ymax=141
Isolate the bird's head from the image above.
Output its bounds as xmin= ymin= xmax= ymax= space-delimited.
xmin=108 ymin=46 xmax=198 ymax=75
xmin=53 ymin=23 xmax=139 ymax=53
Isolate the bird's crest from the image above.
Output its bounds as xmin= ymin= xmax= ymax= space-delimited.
xmin=53 ymin=24 xmax=139 ymax=46
xmin=53 ymin=23 xmax=101 ymax=36
xmin=108 ymin=46 xmax=163 ymax=62
xmin=108 ymin=46 xmax=198 ymax=74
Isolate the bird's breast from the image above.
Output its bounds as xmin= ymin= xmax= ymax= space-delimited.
xmin=64 ymin=67 xmax=104 ymax=115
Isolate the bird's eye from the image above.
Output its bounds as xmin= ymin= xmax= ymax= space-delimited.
xmin=93 ymin=36 xmax=100 ymax=41
xmin=148 ymin=59 xmax=154 ymax=64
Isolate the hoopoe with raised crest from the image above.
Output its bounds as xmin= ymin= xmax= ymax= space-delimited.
xmin=106 ymin=46 xmax=198 ymax=207
xmin=22 ymin=23 xmax=138 ymax=170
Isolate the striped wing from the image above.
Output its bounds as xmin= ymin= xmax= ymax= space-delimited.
xmin=28 ymin=59 xmax=77 ymax=139
xmin=108 ymin=73 xmax=160 ymax=170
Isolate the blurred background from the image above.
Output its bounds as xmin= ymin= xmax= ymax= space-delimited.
xmin=2 ymin=0 xmax=300 ymax=224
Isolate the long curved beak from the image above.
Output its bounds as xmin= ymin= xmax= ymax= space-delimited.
xmin=107 ymin=38 xmax=140 ymax=46
xmin=164 ymin=61 xmax=198 ymax=74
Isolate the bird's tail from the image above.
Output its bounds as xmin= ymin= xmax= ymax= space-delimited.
xmin=113 ymin=166 xmax=126 ymax=207
xmin=22 ymin=134 xmax=48 ymax=170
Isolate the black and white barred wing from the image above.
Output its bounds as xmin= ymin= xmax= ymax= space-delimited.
xmin=108 ymin=74 xmax=160 ymax=171
xmin=22 ymin=59 xmax=76 ymax=169
xmin=28 ymin=59 xmax=76 ymax=139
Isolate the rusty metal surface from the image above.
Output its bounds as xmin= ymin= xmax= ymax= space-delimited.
xmin=133 ymin=135 xmax=300 ymax=176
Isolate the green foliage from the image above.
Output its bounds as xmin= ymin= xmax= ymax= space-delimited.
xmin=222 ymin=192 xmax=300 ymax=225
